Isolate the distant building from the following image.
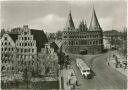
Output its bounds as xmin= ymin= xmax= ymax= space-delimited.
xmin=62 ymin=8 xmax=103 ymax=55
xmin=46 ymin=33 xmax=56 ymax=42
xmin=10 ymin=27 xmax=23 ymax=34
xmin=103 ymin=30 xmax=122 ymax=49
xmin=38 ymin=43 xmax=59 ymax=78
xmin=103 ymin=30 xmax=122 ymax=39
xmin=103 ymin=36 xmax=111 ymax=49
xmin=55 ymin=31 xmax=63 ymax=40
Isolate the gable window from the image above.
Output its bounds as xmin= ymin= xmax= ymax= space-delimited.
xmin=5 ymin=48 xmax=7 ymax=51
xmin=2 ymin=66 xmax=6 ymax=71
xmin=21 ymin=49 xmax=23 ymax=52
xmin=31 ymin=43 xmax=33 ymax=46
xmin=25 ymin=43 xmax=27 ymax=46
xmin=25 ymin=49 xmax=27 ymax=53
xmin=5 ymin=54 xmax=7 ymax=57
xmin=25 ymin=37 xmax=27 ymax=40
xmin=12 ymin=67 xmax=14 ymax=70
xmin=5 ymin=42 xmax=7 ymax=45
xmin=28 ymin=49 xmax=31 ymax=52
xmin=4 ymin=37 xmax=7 ymax=40
xmin=12 ymin=48 xmax=14 ymax=51
xmin=24 ymin=32 xmax=27 ymax=35
xmin=32 ymin=49 xmax=34 ymax=52
xmin=8 ymin=48 xmax=10 ymax=51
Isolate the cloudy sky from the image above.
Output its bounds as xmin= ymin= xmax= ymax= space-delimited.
xmin=1 ymin=0 xmax=127 ymax=32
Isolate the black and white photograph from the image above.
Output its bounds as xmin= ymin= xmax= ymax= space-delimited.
xmin=1 ymin=0 xmax=127 ymax=89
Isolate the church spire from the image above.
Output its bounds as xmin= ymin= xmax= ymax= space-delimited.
xmin=89 ymin=6 xmax=102 ymax=31
xmin=64 ymin=10 xmax=75 ymax=30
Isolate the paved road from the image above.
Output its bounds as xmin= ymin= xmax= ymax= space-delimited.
xmin=70 ymin=53 xmax=127 ymax=89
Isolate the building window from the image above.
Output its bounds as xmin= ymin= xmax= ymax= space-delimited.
xmin=5 ymin=42 xmax=7 ymax=45
xmin=17 ymin=49 xmax=19 ymax=52
xmin=29 ymin=49 xmax=31 ymax=52
xmin=21 ymin=61 xmax=24 ymax=65
xmin=8 ymin=48 xmax=10 ymax=51
xmin=25 ymin=43 xmax=27 ymax=46
xmin=12 ymin=54 xmax=14 ymax=58
xmin=28 ymin=61 xmax=30 ymax=65
xmin=4 ymin=37 xmax=7 ymax=40
xmin=5 ymin=48 xmax=7 ymax=51
xmin=12 ymin=48 xmax=14 ymax=51
xmin=21 ymin=49 xmax=23 ymax=52
xmin=25 ymin=37 xmax=27 ymax=40
xmin=24 ymin=61 xmax=26 ymax=65
xmin=24 ymin=32 xmax=27 ymax=35
xmin=25 ymin=49 xmax=27 ymax=53
xmin=8 ymin=42 xmax=10 ymax=45
xmin=31 ymin=43 xmax=33 ymax=46
xmin=1 ymin=48 xmax=3 ymax=51
xmin=12 ymin=67 xmax=14 ymax=70
xmin=1 ymin=66 xmax=6 ymax=71
xmin=32 ymin=49 xmax=34 ymax=52
xmin=18 ymin=61 xmax=20 ymax=65
xmin=32 ymin=61 xmax=34 ymax=65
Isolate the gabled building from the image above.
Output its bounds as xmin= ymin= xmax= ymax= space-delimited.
xmin=1 ymin=25 xmax=48 ymax=76
xmin=62 ymin=7 xmax=103 ymax=55
xmin=1 ymin=33 xmax=19 ymax=76
xmin=15 ymin=25 xmax=48 ymax=73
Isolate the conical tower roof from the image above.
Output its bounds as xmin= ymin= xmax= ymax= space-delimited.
xmin=89 ymin=7 xmax=101 ymax=31
xmin=64 ymin=11 xmax=75 ymax=30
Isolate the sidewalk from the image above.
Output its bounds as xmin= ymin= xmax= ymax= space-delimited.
xmin=108 ymin=60 xmax=127 ymax=76
xmin=107 ymin=51 xmax=127 ymax=76
xmin=59 ymin=66 xmax=78 ymax=90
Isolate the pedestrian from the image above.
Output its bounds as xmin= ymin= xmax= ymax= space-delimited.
xmin=108 ymin=62 xmax=110 ymax=66
xmin=73 ymin=84 xmax=75 ymax=89
xmin=76 ymin=80 xmax=79 ymax=86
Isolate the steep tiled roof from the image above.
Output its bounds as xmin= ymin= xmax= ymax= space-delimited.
xmin=64 ymin=11 xmax=75 ymax=30
xmin=8 ymin=34 xmax=19 ymax=42
xmin=89 ymin=7 xmax=101 ymax=31
xmin=31 ymin=29 xmax=48 ymax=52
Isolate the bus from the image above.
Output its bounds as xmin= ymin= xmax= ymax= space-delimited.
xmin=76 ymin=58 xmax=92 ymax=79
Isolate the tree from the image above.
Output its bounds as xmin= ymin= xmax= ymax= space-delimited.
xmin=56 ymin=31 xmax=62 ymax=40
